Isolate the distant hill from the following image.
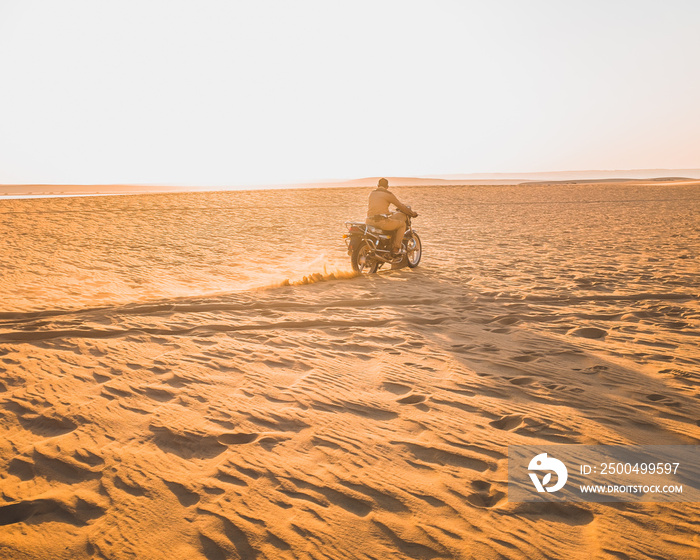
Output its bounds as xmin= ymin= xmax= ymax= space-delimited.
xmin=2 ymin=169 xmax=700 ymax=197
xmin=426 ymin=169 xmax=700 ymax=182
xmin=309 ymin=177 xmax=521 ymax=188
xmin=301 ymin=172 xmax=700 ymax=189
xmin=519 ymin=177 xmax=700 ymax=187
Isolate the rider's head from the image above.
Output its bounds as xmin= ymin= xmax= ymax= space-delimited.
xmin=377 ymin=178 xmax=389 ymax=189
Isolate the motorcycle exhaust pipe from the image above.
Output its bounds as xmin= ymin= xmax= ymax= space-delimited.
xmin=372 ymin=250 xmax=401 ymax=263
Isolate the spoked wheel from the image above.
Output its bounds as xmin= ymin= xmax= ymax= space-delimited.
xmin=405 ymin=232 xmax=422 ymax=268
xmin=351 ymin=242 xmax=379 ymax=273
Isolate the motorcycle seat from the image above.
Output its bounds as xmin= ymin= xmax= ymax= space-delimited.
xmin=345 ymin=221 xmax=391 ymax=235
xmin=366 ymin=225 xmax=391 ymax=235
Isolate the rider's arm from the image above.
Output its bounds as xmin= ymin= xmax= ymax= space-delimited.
xmin=387 ymin=192 xmax=418 ymax=217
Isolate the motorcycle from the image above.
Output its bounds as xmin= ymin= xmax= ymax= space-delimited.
xmin=343 ymin=208 xmax=422 ymax=273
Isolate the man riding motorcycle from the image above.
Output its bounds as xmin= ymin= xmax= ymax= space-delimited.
xmin=365 ymin=178 xmax=418 ymax=257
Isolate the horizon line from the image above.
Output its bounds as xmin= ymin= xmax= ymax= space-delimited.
xmin=3 ymin=167 xmax=700 ymax=190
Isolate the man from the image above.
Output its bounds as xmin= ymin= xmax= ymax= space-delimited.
xmin=366 ymin=178 xmax=418 ymax=256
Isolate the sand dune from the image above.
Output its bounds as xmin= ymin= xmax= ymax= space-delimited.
xmin=0 ymin=182 xmax=699 ymax=559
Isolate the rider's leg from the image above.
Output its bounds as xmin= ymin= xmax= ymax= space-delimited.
xmin=389 ymin=213 xmax=407 ymax=252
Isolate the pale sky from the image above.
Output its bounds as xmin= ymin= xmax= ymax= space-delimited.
xmin=1 ymin=0 xmax=698 ymax=186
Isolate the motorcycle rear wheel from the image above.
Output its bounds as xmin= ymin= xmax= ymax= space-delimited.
xmin=351 ymin=242 xmax=379 ymax=274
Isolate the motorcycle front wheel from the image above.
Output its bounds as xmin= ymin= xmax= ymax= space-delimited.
xmin=406 ymin=232 xmax=422 ymax=268
xmin=351 ymin=242 xmax=379 ymax=274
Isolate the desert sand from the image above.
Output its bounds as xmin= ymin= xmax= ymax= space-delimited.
xmin=0 ymin=182 xmax=699 ymax=559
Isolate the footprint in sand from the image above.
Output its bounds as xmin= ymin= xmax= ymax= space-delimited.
xmin=397 ymin=394 xmax=427 ymax=405
xmin=645 ymin=394 xmax=679 ymax=406
xmin=489 ymin=414 xmax=524 ymax=431
xmin=16 ymin=412 xmax=78 ymax=438
xmin=8 ymin=458 xmax=34 ymax=481
xmin=198 ymin=533 xmax=230 ymax=560
xmin=258 ymin=436 xmax=289 ymax=450
xmin=0 ymin=499 xmax=61 ymax=526
xmin=508 ymin=377 xmax=534 ymax=386
xmin=143 ymin=387 xmax=176 ymax=402
xmin=381 ymin=382 xmax=411 ymax=395
xmin=512 ymin=354 xmax=540 ymax=363
xmin=569 ymin=327 xmax=607 ymax=339
xmin=164 ymin=481 xmax=201 ymax=507
xmin=217 ymin=433 xmax=259 ymax=445
xmin=0 ymin=496 xmax=104 ymax=527
xmin=113 ymin=473 xmax=148 ymax=497
xmin=464 ymin=480 xmax=505 ymax=509
xmin=382 ymin=382 xmax=428 ymax=405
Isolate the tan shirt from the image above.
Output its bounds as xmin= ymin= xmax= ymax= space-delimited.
xmin=366 ymin=188 xmax=413 ymax=218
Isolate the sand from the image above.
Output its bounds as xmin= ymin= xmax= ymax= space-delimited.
xmin=0 ymin=182 xmax=699 ymax=559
